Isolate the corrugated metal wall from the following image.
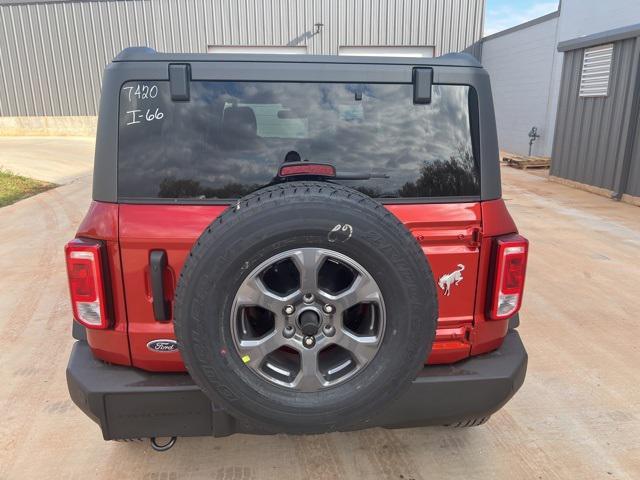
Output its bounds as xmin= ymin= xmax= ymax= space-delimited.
xmin=0 ymin=0 xmax=484 ymax=116
xmin=627 ymin=103 xmax=640 ymax=196
xmin=550 ymin=37 xmax=640 ymax=196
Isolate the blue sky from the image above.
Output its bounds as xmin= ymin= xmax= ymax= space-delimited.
xmin=485 ymin=0 xmax=559 ymax=35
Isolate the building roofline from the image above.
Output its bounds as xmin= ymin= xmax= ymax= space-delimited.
xmin=0 ymin=0 xmax=73 ymax=4
xmin=558 ymin=22 xmax=640 ymax=52
xmin=481 ymin=10 xmax=559 ymax=43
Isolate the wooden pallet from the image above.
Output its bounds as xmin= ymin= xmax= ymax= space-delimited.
xmin=501 ymin=153 xmax=550 ymax=170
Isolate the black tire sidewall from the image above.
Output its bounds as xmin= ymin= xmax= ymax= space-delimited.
xmin=174 ymin=184 xmax=437 ymax=433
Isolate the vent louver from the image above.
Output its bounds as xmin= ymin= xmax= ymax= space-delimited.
xmin=579 ymin=44 xmax=613 ymax=98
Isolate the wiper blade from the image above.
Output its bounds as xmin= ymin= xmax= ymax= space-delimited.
xmin=333 ymin=171 xmax=389 ymax=180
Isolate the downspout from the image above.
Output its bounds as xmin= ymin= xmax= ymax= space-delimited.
xmin=544 ymin=7 xmax=562 ymax=159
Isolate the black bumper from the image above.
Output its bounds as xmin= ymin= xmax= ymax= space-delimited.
xmin=67 ymin=329 xmax=527 ymax=440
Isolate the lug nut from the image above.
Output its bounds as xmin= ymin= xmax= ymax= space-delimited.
xmin=283 ymin=325 xmax=295 ymax=338
xmin=303 ymin=336 xmax=316 ymax=348
xmin=303 ymin=293 xmax=315 ymax=304
xmin=323 ymin=304 xmax=335 ymax=314
xmin=284 ymin=305 xmax=295 ymax=315
xmin=323 ymin=324 xmax=335 ymax=337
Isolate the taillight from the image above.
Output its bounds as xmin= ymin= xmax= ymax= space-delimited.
xmin=279 ymin=163 xmax=336 ymax=177
xmin=65 ymin=238 xmax=110 ymax=329
xmin=489 ymin=234 xmax=529 ymax=320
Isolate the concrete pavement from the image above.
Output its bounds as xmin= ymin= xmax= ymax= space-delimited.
xmin=0 ymin=136 xmax=94 ymax=184
xmin=0 ymin=143 xmax=639 ymax=479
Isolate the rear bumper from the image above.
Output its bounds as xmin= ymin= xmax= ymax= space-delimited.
xmin=67 ymin=329 xmax=527 ymax=440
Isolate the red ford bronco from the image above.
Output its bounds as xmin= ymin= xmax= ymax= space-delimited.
xmin=65 ymin=48 xmax=528 ymax=451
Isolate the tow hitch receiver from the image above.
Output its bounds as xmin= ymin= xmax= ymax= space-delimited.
xmin=150 ymin=437 xmax=177 ymax=452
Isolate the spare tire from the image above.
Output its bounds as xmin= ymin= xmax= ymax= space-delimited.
xmin=174 ymin=181 xmax=437 ymax=434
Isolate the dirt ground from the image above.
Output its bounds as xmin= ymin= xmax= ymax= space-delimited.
xmin=0 ymin=139 xmax=639 ymax=479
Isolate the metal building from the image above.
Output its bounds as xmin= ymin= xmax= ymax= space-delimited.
xmin=474 ymin=0 xmax=640 ymax=203
xmin=479 ymin=11 xmax=560 ymax=157
xmin=0 ymin=0 xmax=485 ymax=118
xmin=551 ymin=24 xmax=640 ymax=200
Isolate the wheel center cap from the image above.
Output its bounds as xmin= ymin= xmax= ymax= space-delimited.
xmin=298 ymin=309 xmax=321 ymax=336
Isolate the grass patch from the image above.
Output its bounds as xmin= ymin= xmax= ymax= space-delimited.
xmin=0 ymin=168 xmax=55 ymax=207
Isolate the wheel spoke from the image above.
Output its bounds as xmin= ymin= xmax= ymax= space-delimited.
xmin=327 ymin=274 xmax=381 ymax=313
xmin=235 ymin=275 xmax=293 ymax=314
xmin=237 ymin=332 xmax=287 ymax=369
xmin=333 ymin=330 xmax=380 ymax=366
xmin=290 ymin=249 xmax=325 ymax=292
xmin=291 ymin=347 xmax=326 ymax=392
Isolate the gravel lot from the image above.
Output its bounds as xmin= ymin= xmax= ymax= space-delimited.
xmin=0 ymin=138 xmax=639 ymax=479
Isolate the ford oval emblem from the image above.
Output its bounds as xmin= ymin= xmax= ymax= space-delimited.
xmin=146 ymin=339 xmax=179 ymax=353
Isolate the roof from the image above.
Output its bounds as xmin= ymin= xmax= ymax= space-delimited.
xmin=482 ymin=10 xmax=560 ymax=43
xmin=558 ymin=22 xmax=640 ymax=52
xmin=113 ymin=47 xmax=482 ymax=68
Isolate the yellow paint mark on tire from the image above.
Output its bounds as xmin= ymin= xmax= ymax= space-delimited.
xmin=242 ymin=355 xmax=251 ymax=364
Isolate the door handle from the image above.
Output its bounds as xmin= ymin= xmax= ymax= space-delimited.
xmin=149 ymin=250 xmax=170 ymax=321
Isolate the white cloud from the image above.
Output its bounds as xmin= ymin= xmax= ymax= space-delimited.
xmin=484 ymin=2 xmax=559 ymax=36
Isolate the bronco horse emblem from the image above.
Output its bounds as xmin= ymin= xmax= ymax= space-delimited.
xmin=438 ymin=264 xmax=465 ymax=296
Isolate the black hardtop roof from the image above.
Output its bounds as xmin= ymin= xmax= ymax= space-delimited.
xmin=114 ymin=47 xmax=482 ymax=68
xmin=94 ymin=46 xmax=501 ymax=203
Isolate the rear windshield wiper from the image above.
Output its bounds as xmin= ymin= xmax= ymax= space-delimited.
xmin=277 ymin=162 xmax=389 ymax=181
xmin=332 ymin=171 xmax=390 ymax=180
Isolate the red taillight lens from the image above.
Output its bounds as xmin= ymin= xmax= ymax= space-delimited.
xmin=279 ymin=163 xmax=336 ymax=177
xmin=65 ymin=238 xmax=110 ymax=329
xmin=489 ymin=234 xmax=529 ymax=320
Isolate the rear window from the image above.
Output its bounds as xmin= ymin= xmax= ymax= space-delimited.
xmin=117 ymin=80 xmax=479 ymax=201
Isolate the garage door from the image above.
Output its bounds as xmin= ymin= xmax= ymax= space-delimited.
xmin=338 ymin=46 xmax=434 ymax=57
